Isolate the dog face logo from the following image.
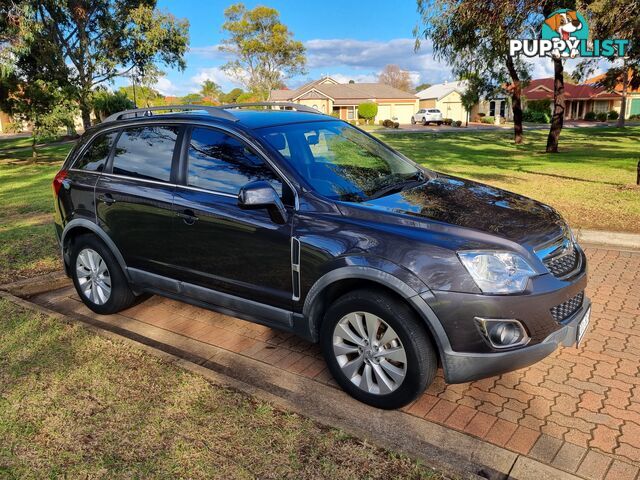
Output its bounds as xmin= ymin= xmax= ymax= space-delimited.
xmin=544 ymin=10 xmax=582 ymax=41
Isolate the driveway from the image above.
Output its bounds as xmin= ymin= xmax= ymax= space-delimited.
xmin=26 ymin=245 xmax=640 ymax=479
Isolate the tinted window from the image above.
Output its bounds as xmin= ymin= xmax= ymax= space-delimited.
xmin=112 ymin=126 xmax=179 ymax=182
xmin=187 ymin=127 xmax=281 ymax=195
xmin=75 ymin=132 xmax=117 ymax=171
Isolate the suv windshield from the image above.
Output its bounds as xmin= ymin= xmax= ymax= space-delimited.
xmin=258 ymin=121 xmax=423 ymax=202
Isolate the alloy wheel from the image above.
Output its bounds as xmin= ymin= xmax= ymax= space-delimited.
xmin=75 ymin=248 xmax=111 ymax=305
xmin=332 ymin=311 xmax=407 ymax=395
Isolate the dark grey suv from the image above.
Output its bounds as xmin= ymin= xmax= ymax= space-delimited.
xmin=53 ymin=103 xmax=591 ymax=409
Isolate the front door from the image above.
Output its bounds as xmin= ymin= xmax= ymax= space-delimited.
xmin=95 ymin=124 xmax=181 ymax=278
xmin=171 ymin=126 xmax=294 ymax=309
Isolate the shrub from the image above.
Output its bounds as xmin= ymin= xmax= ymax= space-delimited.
xmin=454 ymin=120 xmax=462 ymax=127
xmin=382 ymin=119 xmax=395 ymax=128
xmin=392 ymin=121 xmax=400 ymax=129
xmin=629 ymin=114 xmax=640 ymax=120
xmin=523 ymin=109 xmax=550 ymax=123
xmin=357 ymin=102 xmax=378 ymax=124
xmin=358 ymin=118 xmax=366 ymax=125
xmin=443 ymin=118 xmax=453 ymax=125
xmin=584 ymin=111 xmax=597 ymax=121
xmin=92 ymin=90 xmax=135 ymax=120
xmin=526 ymin=99 xmax=551 ymax=113
xmin=481 ymin=116 xmax=495 ymax=124
xmin=478 ymin=112 xmax=486 ymax=117
xmin=596 ymin=112 xmax=608 ymax=122
xmin=330 ymin=111 xmax=340 ymax=118
xmin=607 ymin=110 xmax=619 ymax=120
xmin=349 ymin=120 xmax=357 ymax=126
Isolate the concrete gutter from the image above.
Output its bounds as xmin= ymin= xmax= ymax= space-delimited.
xmin=577 ymin=229 xmax=640 ymax=250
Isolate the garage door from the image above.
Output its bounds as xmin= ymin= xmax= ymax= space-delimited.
xmin=392 ymin=104 xmax=417 ymax=124
xmin=630 ymin=98 xmax=640 ymax=116
xmin=376 ymin=105 xmax=392 ymax=122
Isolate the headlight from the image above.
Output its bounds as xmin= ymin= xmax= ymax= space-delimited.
xmin=458 ymin=251 xmax=536 ymax=294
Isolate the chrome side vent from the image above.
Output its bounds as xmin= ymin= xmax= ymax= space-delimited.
xmin=291 ymin=237 xmax=301 ymax=301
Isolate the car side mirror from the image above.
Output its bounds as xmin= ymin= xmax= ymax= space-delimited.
xmin=238 ymin=180 xmax=288 ymax=224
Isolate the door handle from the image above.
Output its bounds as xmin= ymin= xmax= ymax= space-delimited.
xmin=97 ymin=193 xmax=116 ymax=205
xmin=176 ymin=209 xmax=199 ymax=225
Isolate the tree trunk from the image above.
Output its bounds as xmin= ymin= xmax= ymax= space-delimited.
xmin=80 ymin=103 xmax=92 ymax=131
xmin=546 ymin=57 xmax=565 ymax=153
xmin=617 ymin=67 xmax=628 ymax=128
xmin=505 ymin=55 xmax=523 ymax=144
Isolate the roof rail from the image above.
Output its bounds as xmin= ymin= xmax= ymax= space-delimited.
xmin=102 ymin=104 xmax=238 ymax=123
xmin=219 ymin=101 xmax=322 ymax=114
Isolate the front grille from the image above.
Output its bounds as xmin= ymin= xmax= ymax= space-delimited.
xmin=544 ymin=247 xmax=579 ymax=278
xmin=551 ymin=291 xmax=584 ymax=323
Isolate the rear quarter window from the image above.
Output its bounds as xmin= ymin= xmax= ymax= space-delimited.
xmin=73 ymin=131 xmax=118 ymax=172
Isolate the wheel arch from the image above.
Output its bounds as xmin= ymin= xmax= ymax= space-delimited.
xmin=61 ymin=219 xmax=130 ymax=281
xmin=302 ymin=266 xmax=451 ymax=361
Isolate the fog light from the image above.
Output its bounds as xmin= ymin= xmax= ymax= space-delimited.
xmin=475 ymin=318 xmax=529 ymax=349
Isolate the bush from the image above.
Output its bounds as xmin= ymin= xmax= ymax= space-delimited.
xmin=526 ymin=99 xmax=551 ymax=113
xmin=357 ymin=102 xmax=378 ymax=124
xmin=481 ymin=116 xmax=494 ymax=124
xmin=478 ymin=112 xmax=486 ymax=117
xmin=393 ymin=121 xmax=400 ymax=129
xmin=596 ymin=112 xmax=608 ymax=122
xmin=92 ymin=90 xmax=135 ymax=120
xmin=584 ymin=111 xmax=597 ymax=121
xmin=443 ymin=118 xmax=453 ymax=125
xmin=382 ymin=119 xmax=395 ymax=128
xmin=454 ymin=120 xmax=462 ymax=127
xmin=358 ymin=118 xmax=366 ymax=125
xmin=523 ymin=109 xmax=550 ymax=123
xmin=330 ymin=111 xmax=340 ymax=118
xmin=378 ymin=120 xmax=384 ymax=125
xmin=348 ymin=120 xmax=357 ymax=126
xmin=629 ymin=114 xmax=640 ymax=120
xmin=607 ymin=110 xmax=619 ymax=120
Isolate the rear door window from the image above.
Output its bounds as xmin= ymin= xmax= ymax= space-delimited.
xmin=112 ymin=126 xmax=179 ymax=182
xmin=74 ymin=131 xmax=118 ymax=172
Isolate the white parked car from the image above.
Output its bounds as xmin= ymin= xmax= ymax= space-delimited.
xmin=411 ymin=109 xmax=443 ymax=126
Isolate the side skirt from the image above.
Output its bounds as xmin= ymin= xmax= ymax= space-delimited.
xmin=127 ymin=268 xmax=313 ymax=342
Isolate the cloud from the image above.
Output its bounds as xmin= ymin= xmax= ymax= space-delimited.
xmin=189 ymin=67 xmax=242 ymax=92
xmin=154 ymin=77 xmax=181 ymax=96
xmin=303 ymin=38 xmax=452 ymax=84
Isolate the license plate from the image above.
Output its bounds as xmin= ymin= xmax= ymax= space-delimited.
xmin=577 ymin=307 xmax=591 ymax=346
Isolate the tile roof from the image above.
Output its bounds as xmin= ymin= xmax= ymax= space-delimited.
xmin=270 ymin=77 xmax=417 ymax=103
xmin=416 ymin=80 xmax=468 ymax=100
xmin=523 ymin=78 xmax=621 ymax=101
xmin=586 ymin=70 xmax=640 ymax=94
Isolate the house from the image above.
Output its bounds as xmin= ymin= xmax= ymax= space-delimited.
xmin=586 ymin=71 xmax=640 ymax=118
xmin=522 ymin=78 xmax=622 ymax=119
xmin=269 ymin=77 xmax=419 ymax=124
xmin=416 ymin=81 xmax=512 ymax=122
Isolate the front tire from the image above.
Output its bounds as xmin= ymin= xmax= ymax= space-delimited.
xmin=411 ymin=117 xmax=416 ymax=125
xmin=320 ymin=289 xmax=437 ymax=409
xmin=70 ymin=234 xmax=136 ymax=315
xmin=422 ymin=118 xmax=428 ymax=126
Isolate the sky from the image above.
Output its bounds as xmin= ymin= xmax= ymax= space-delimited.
xmin=116 ymin=0 xmax=597 ymax=97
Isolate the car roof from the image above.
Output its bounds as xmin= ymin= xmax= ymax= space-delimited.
xmin=94 ymin=108 xmax=335 ymax=133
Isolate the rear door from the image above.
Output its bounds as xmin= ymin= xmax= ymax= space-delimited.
xmin=171 ymin=126 xmax=294 ymax=309
xmin=95 ymin=124 xmax=182 ymax=278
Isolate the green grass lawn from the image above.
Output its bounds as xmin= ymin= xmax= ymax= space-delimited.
xmin=0 ymin=299 xmax=443 ymax=479
xmin=377 ymin=127 xmax=640 ymax=233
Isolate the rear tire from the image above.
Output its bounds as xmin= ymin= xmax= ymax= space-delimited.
xmin=320 ymin=289 xmax=437 ymax=409
xmin=422 ymin=118 xmax=428 ymax=126
xmin=411 ymin=117 xmax=416 ymax=125
xmin=70 ymin=234 xmax=136 ymax=315
xmin=437 ymin=121 xmax=443 ymax=126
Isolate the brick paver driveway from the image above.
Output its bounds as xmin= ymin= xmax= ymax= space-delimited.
xmin=33 ymin=246 xmax=640 ymax=479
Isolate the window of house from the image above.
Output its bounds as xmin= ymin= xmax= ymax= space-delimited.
xmin=75 ymin=131 xmax=118 ymax=172
xmin=186 ymin=127 xmax=282 ymax=196
xmin=112 ymin=126 xmax=179 ymax=182
xmin=347 ymin=106 xmax=356 ymax=120
xmin=489 ymin=101 xmax=496 ymax=117
xmin=593 ymin=101 xmax=609 ymax=114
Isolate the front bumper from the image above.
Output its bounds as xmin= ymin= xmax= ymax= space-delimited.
xmin=440 ymin=297 xmax=591 ymax=383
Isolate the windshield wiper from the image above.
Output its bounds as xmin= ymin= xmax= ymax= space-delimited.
xmin=367 ymin=171 xmax=425 ymax=200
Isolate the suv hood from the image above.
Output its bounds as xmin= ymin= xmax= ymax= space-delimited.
xmin=342 ymin=174 xmax=566 ymax=247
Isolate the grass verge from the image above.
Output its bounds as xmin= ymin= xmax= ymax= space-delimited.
xmin=0 ymin=298 xmax=443 ymax=479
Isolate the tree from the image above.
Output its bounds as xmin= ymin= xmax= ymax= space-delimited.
xmin=378 ymin=64 xmax=413 ymax=92
xmin=414 ymin=82 xmax=431 ymax=92
xmin=2 ymin=79 xmax=75 ymax=158
xmin=119 ymin=85 xmax=163 ymax=108
xmin=12 ymin=0 xmax=189 ymax=129
xmin=459 ymin=75 xmax=482 ymax=126
xmin=200 ymin=79 xmax=222 ymax=102
xmin=219 ymin=3 xmax=306 ymax=100
xmin=416 ymin=0 xmax=545 ymax=144
xmin=92 ymin=90 xmax=135 ymax=120
xmin=358 ymin=102 xmax=378 ymax=124
xmin=179 ymin=93 xmax=204 ymax=104
xmin=577 ymin=0 xmax=639 ymax=128
xmin=219 ymin=87 xmax=244 ymax=104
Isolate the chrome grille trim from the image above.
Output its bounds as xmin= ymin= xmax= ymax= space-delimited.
xmin=535 ymin=232 xmax=581 ymax=279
